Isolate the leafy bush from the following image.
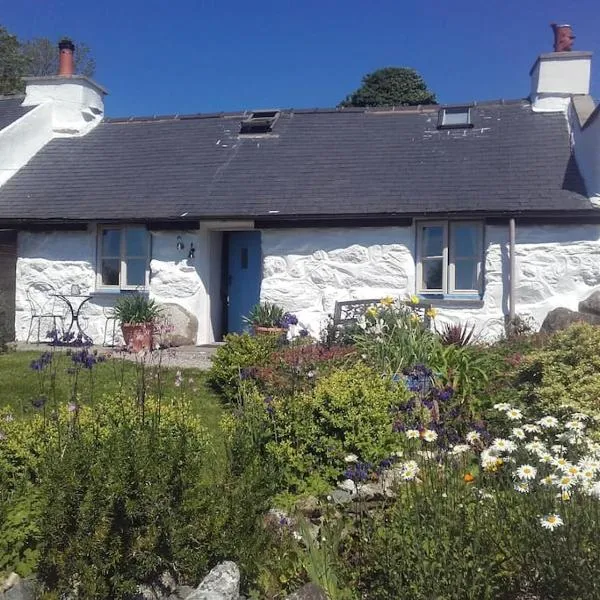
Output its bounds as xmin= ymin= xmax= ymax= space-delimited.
xmin=517 ymin=322 xmax=600 ymax=417
xmin=113 ymin=293 xmax=162 ymax=324
xmin=239 ymin=363 xmax=409 ymax=493
xmin=208 ymin=333 xmax=280 ymax=402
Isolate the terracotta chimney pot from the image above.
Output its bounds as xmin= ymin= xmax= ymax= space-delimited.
xmin=58 ymin=38 xmax=75 ymax=76
xmin=551 ymin=23 xmax=575 ymax=52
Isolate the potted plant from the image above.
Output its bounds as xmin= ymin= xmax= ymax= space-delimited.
xmin=113 ymin=294 xmax=162 ymax=352
xmin=244 ymin=302 xmax=297 ymax=335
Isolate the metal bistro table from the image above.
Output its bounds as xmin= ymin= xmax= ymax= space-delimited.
xmin=52 ymin=292 xmax=93 ymax=344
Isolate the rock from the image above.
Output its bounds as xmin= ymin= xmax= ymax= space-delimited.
xmin=540 ymin=307 xmax=600 ymax=334
xmin=356 ymin=482 xmax=391 ymax=501
xmin=295 ymin=495 xmax=321 ymax=518
xmin=0 ymin=573 xmax=36 ymax=600
xmin=328 ymin=489 xmax=353 ymax=505
xmin=158 ymin=303 xmax=198 ymax=346
xmin=579 ymin=290 xmax=600 ymax=316
xmin=186 ymin=561 xmax=240 ymax=600
xmin=168 ymin=586 xmax=195 ymax=600
xmin=285 ymin=583 xmax=327 ymax=600
xmin=337 ymin=479 xmax=357 ymax=495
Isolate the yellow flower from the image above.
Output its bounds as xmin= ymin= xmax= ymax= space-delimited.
xmin=410 ymin=314 xmax=420 ymax=323
xmin=410 ymin=295 xmax=420 ymax=305
xmin=380 ymin=296 xmax=394 ymax=307
xmin=425 ymin=307 xmax=438 ymax=319
xmin=366 ymin=306 xmax=378 ymax=317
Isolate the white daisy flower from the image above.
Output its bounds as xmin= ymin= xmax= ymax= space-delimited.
xmin=451 ymin=444 xmax=471 ymax=455
xmin=523 ymin=423 xmax=541 ymax=434
xmin=556 ymin=474 xmax=575 ymax=491
xmin=514 ymin=481 xmax=530 ymax=493
xmin=405 ymin=429 xmax=420 ymax=440
xmin=510 ymin=428 xmax=526 ymax=440
xmin=571 ymin=412 xmax=589 ymax=421
xmin=525 ymin=441 xmax=547 ymax=456
xmin=552 ymin=456 xmax=571 ymax=469
xmin=466 ymin=431 xmax=481 ymax=444
xmin=578 ymin=457 xmax=600 ymax=472
xmin=344 ymin=453 xmax=359 ymax=463
xmin=422 ymin=429 xmax=438 ymax=443
xmin=538 ymin=416 xmax=559 ymax=429
xmin=539 ymin=452 xmax=554 ymax=464
xmin=506 ymin=408 xmax=523 ymax=421
xmin=589 ymin=481 xmax=600 ymax=498
xmin=515 ymin=464 xmax=537 ymax=480
xmin=565 ymin=420 xmax=585 ymax=432
xmin=540 ymin=474 xmax=557 ymax=486
xmin=551 ymin=444 xmax=567 ymax=456
xmin=400 ymin=460 xmax=420 ymax=481
xmin=540 ymin=514 xmax=564 ymax=530
xmin=493 ymin=403 xmax=512 ymax=412
xmin=481 ymin=449 xmax=502 ymax=470
xmin=491 ymin=438 xmax=517 ymax=454
xmin=563 ymin=464 xmax=582 ymax=478
xmin=581 ymin=469 xmax=595 ymax=481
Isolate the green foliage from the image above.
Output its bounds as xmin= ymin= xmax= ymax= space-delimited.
xmin=113 ymin=293 xmax=162 ymax=324
xmin=437 ymin=320 xmax=477 ymax=346
xmin=0 ymin=25 xmax=28 ymax=94
xmin=208 ymin=333 xmax=280 ymax=402
xmin=518 ymin=322 xmax=600 ymax=417
xmin=241 ymin=363 xmax=408 ymax=493
xmin=243 ymin=302 xmax=285 ymax=328
xmin=339 ymin=67 xmax=436 ymax=108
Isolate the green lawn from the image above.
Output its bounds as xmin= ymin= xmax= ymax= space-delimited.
xmin=0 ymin=349 xmax=224 ymax=438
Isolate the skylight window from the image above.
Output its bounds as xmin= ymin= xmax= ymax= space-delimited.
xmin=438 ymin=106 xmax=473 ymax=129
xmin=240 ymin=110 xmax=280 ymax=134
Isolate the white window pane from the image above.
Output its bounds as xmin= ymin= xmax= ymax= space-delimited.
xmin=452 ymin=224 xmax=479 ymax=258
xmin=101 ymin=259 xmax=120 ymax=286
xmin=125 ymin=229 xmax=147 ymax=257
xmin=102 ymin=229 xmax=120 ymax=257
xmin=423 ymin=259 xmax=444 ymax=290
xmin=126 ymin=259 xmax=146 ymax=286
xmin=454 ymin=259 xmax=478 ymax=290
xmin=422 ymin=226 xmax=444 ymax=257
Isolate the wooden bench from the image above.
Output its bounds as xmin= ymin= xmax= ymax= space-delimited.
xmin=332 ymin=298 xmax=433 ymax=329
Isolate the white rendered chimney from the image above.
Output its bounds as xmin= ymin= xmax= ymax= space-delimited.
xmin=22 ymin=38 xmax=107 ymax=136
xmin=530 ymin=24 xmax=592 ymax=113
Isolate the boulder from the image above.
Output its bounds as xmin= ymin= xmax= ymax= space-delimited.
xmin=159 ymin=303 xmax=198 ymax=346
xmin=0 ymin=573 xmax=36 ymax=600
xmin=186 ymin=562 xmax=240 ymax=600
xmin=285 ymin=583 xmax=327 ymax=600
xmin=579 ymin=290 xmax=600 ymax=316
xmin=540 ymin=307 xmax=600 ymax=334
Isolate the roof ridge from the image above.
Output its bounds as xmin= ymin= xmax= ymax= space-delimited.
xmin=103 ymin=98 xmax=529 ymax=125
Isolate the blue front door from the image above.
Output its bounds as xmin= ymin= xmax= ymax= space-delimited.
xmin=227 ymin=231 xmax=262 ymax=333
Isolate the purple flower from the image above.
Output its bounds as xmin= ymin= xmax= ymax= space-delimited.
xmin=299 ymin=329 xmax=309 ymax=337
xmin=67 ymin=402 xmax=78 ymax=413
xmin=279 ymin=312 xmax=298 ymax=328
xmin=344 ymin=462 xmax=371 ymax=483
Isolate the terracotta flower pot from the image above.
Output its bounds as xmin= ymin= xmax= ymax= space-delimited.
xmin=253 ymin=326 xmax=286 ymax=336
xmin=121 ymin=322 xmax=154 ymax=352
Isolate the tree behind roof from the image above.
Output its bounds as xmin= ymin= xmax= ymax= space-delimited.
xmin=339 ymin=67 xmax=437 ymax=108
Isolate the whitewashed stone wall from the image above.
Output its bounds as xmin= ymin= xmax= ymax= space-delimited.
xmin=261 ymin=227 xmax=415 ymax=337
xmin=15 ymin=228 xmax=204 ymax=345
xmin=261 ymin=225 xmax=600 ymax=340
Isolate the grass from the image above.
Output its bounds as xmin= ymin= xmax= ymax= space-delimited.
xmin=0 ymin=349 xmax=225 ymax=454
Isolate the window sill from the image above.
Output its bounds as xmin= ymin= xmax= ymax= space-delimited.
xmin=418 ymin=295 xmax=484 ymax=309
xmin=92 ymin=288 xmax=149 ymax=296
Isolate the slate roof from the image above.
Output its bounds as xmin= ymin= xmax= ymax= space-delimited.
xmin=0 ymin=96 xmax=35 ymax=132
xmin=0 ymin=99 xmax=591 ymax=221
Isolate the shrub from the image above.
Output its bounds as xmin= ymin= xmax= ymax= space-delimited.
xmin=208 ymin=332 xmax=280 ymax=402
xmin=517 ymin=322 xmax=600 ymax=417
xmin=239 ymin=363 xmax=409 ymax=493
xmin=436 ymin=320 xmax=477 ymax=346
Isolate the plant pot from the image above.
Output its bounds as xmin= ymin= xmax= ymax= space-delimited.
xmin=121 ymin=323 xmax=154 ymax=352
xmin=253 ymin=326 xmax=286 ymax=336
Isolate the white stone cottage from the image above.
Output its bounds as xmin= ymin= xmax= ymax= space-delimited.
xmin=0 ymin=35 xmax=600 ymax=344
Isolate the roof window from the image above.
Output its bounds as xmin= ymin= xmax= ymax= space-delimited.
xmin=240 ymin=110 xmax=280 ymax=134
xmin=438 ymin=106 xmax=473 ymax=129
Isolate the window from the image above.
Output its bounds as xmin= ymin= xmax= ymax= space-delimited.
xmin=438 ymin=106 xmax=473 ymax=129
xmin=97 ymin=226 xmax=150 ymax=289
xmin=240 ymin=109 xmax=280 ymax=134
xmin=416 ymin=221 xmax=482 ymax=295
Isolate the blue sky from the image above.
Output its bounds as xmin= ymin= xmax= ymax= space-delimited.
xmin=4 ymin=0 xmax=600 ymax=117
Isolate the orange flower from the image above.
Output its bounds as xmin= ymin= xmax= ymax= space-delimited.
xmin=463 ymin=473 xmax=475 ymax=483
